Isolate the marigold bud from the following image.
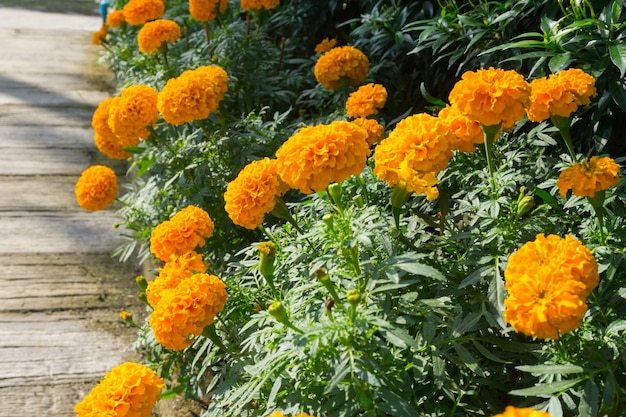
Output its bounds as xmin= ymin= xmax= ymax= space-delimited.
xmin=346 ymin=289 xmax=361 ymax=306
xmin=135 ymin=275 xmax=148 ymax=292
xmin=268 ymin=301 xmax=289 ymax=323
xmin=258 ymin=242 xmax=277 ymax=281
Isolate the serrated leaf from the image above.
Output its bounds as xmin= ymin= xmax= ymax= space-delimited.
xmin=549 ymin=53 xmax=572 ymax=73
xmin=509 ymin=377 xmax=585 ymax=396
xmin=579 ymin=379 xmax=599 ymax=417
xmin=452 ymin=342 xmax=485 ymax=377
xmin=516 ymin=364 xmax=584 ymax=375
xmin=459 ymin=267 xmax=486 ymax=289
xmin=609 ymin=41 xmax=626 ymax=78
xmin=606 ymin=319 xmax=626 ymax=335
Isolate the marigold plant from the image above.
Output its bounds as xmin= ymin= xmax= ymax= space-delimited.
xmin=157 ymin=65 xmax=229 ymax=125
xmin=527 ymin=68 xmax=596 ymax=122
xmin=137 ymin=19 xmax=181 ymax=54
xmin=122 ymin=0 xmax=165 ymax=25
xmin=448 ymin=67 xmax=531 ymax=130
xmin=492 ymin=406 xmax=552 ymax=417
xmin=149 ymin=205 xmax=215 ymax=261
xmin=437 ymin=104 xmax=484 ymax=152
xmin=74 ymin=362 xmax=164 ymax=417
xmin=92 ymin=25 xmax=107 ymax=45
xmin=91 ymin=97 xmax=132 ymax=159
xmin=313 ymin=46 xmax=369 ymax=91
xmin=351 ymin=117 xmax=384 ymax=146
xmin=224 ymin=157 xmax=290 ymax=229
xmin=75 ymin=165 xmax=118 ymax=211
xmin=314 ymin=37 xmax=337 ymax=54
xmin=556 ymin=155 xmax=621 ymax=198
xmin=345 ymin=83 xmax=388 ymax=119
xmin=149 ymin=273 xmax=228 ymax=350
xmin=275 ymin=121 xmax=370 ymax=194
xmin=503 ymin=233 xmax=599 ymax=339
xmin=108 ymin=84 xmax=159 ymax=142
xmin=146 ymin=251 xmax=208 ymax=307
xmin=240 ymin=0 xmax=280 ymax=11
xmin=106 ymin=10 xmax=125 ymax=27
xmin=190 ymin=0 xmax=228 ymax=21
xmin=373 ymin=113 xmax=455 ymax=199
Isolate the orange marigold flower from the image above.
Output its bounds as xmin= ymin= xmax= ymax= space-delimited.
xmin=448 ymin=67 xmax=531 ymax=130
xmin=556 ymin=156 xmax=621 ymax=198
xmin=351 ymin=117 xmax=384 ymax=146
xmin=315 ymin=37 xmax=337 ymax=54
xmin=265 ymin=413 xmax=315 ymax=417
xmin=137 ymin=19 xmax=181 ymax=54
xmin=438 ymin=105 xmax=484 ymax=152
xmin=504 ymin=233 xmax=599 ymax=339
xmin=190 ymin=0 xmax=228 ymax=21
xmin=157 ymin=65 xmax=229 ymax=125
xmin=492 ymin=406 xmax=552 ymax=417
xmin=373 ymin=113 xmax=454 ymax=199
xmin=224 ymin=158 xmax=290 ymax=229
xmin=149 ymin=273 xmax=228 ymax=350
xmin=527 ymin=68 xmax=596 ymax=122
xmin=275 ymin=121 xmax=371 ymax=194
xmin=123 ymin=0 xmax=165 ymax=25
xmin=92 ymin=25 xmax=107 ymax=45
xmin=150 ymin=205 xmax=215 ymax=262
xmin=146 ymin=251 xmax=208 ymax=307
xmin=92 ymin=97 xmax=132 ymax=159
xmin=346 ymin=83 xmax=388 ymax=118
xmin=106 ymin=9 xmax=126 ymax=27
xmin=314 ymin=46 xmax=369 ymax=91
xmin=74 ymin=362 xmax=164 ymax=417
xmin=75 ymin=165 xmax=118 ymax=211
xmin=240 ymin=0 xmax=280 ymax=11
xmin=108 ymin=84 xmax=159 ymax=142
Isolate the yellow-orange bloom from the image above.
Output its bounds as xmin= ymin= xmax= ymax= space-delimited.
xmin=351 ymin=117 xmax=384 ymax=146
xmin=150 ymin=205 xmax=215 ymax=261
xmin=275 ymin=121 xmax=371 ymax=194
xmin=346 ymin=83 xmax=388 ymax=118
xmin=224 ymin=158 xmax=290 ymax=229
xmin=157 ymin=65 xmax=229 ymax=125
xmin=149 ymin=273 xmax=228 ymax=350
xmin=527 ymin=68 xmax=597 ymax=122
xmin=75 ymin=165 xmax=118 ymax=211
xmin=314 ymin=46 xmax=369 ymax=91
xmin=438 ymin=105 xmax=484 ymax=152
xmin=373 ymin=113 xmax=454 ymax=199
xmin=106 ymin=10 xmax=126 ymax=27
xmin=123 ymin=0 xmax=165 ymax=25
xmin=315 ymin=37 xmax=337 ymax=54
xmin=74 ymin=362 xmax=163 ymax=417
xmin=92 ymin=97 xmax=132 ymax=159
xmin=92 ymin=25 xmax=107 ymax=45
xmin=492 ymin=406 xmax=551 ymax=417
xmin=240 ymin=0 xmax=280 ymax=11
xmin=557 ymin=156 xmax=621 ymax=198
xmin=146 ymin=251 xmax=208 ymax=307
xmin=190 ymin=0 xmax=228 ymax=21
xmin=265 ymin=413 xmax=315 ymax=417
xmin=137 ymin=19 xmax=181 ymax=54
xmin=504 ymin=233 xmax=599 ymax=339
xmin=448 ymin=67 xmax=531 ymax=130
xmin=108 ymin=85 xmax=159 ymax=143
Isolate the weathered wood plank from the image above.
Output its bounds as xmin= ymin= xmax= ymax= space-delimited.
xmin=0 ymin=126 xmax=95 ymax=148
xmin=0 ymin=103 xmax=95 ymax=127
xmin=0 ymin=382 xmax=98 ymax=417
xmin=0 ymin=147 xmax=119 ymax=175
xmin=0 ymin=176 xmax=81 ymax=211
xmin=0 ymin=212 xmax=126 ymax=254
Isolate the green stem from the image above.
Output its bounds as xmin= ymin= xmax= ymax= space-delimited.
xmin=481 ymin=123 xmax=501 ymax=199
xmin=201 ymin=323 xmax=235 ymax=356
xmin=587 ymin=191 xmax=607 ymax=244
xmin=202 ymin=21 xmax=211 ymax=48
xmin=147 ymin=125 xmax=177 ymax=155
xmin=551 ymin=115 xmax=577 ymax=160
xmin=270 ymin=196 xmax=305 ymax=234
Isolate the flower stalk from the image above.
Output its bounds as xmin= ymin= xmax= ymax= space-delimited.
xmin=480 ymin=123 xmax=501 ymax=198
xmin=551 ymin=115 xmax=577 ymax=160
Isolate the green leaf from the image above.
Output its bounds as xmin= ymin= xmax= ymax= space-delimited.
xmin=609 ymin=78 xmax=626 ymax=111
xmin=452 ymin=342 xmax=485 ymax=377
xmin=458 ymin=267 xmax=487 ymax=289
xmin=609 ymin=41 xmax=626 ymax=78
xmin=392 ymin=254 xmax=446 ymax=281
xmin=509 ymin=377 xmax=585 ymax=396
xmin=377 ymin=388 xmax=416 ymax=417
xmin=516 ymin=364 xmax=584 ymax=375
xmin=419 ymin=83 xmax=447 ymax=107
xmin=549 ymin=53 xmax=572 ymax=73
xmin=159 ymin=384 xmax=187 ymax=400
xmin=578 ymin=379 xmax=599 ymax=417
xmin=606 ymin=319 xmax=626 ymax=335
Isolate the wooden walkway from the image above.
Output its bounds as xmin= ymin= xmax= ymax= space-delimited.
xmin=0 ymin=8 xmax=143 ymax=416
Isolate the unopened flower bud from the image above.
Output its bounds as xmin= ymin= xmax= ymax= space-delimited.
xmin=352 ymin=194 xmax=364 ymax=208
xmin=328 ymin=182 xmax=344 ymax=211
xmin=322 ymin=213 xmax=334 ymax=229
xmin=316 ymin=268 xmax=330 ymax=285
xmin=346 ymin=289 xmax=361 ymax=306
xmin=268 ymin=301 xmax=289 ymax=324
xmin=517 ymin=195 xmax=534 ymax=218
xmin=258 ymin=242 xmax=277 ymax=281
xmin=390 ymin=181 xmax=410 ymax=209
xmin=135 ymin=275 xmax=148 ymax=292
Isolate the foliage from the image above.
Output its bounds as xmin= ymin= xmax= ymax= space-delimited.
xmin=87 ymin=0 xmax=626 ymax=417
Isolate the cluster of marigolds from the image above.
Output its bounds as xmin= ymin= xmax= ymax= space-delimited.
xmin=73 ymin=0 xmax=622 ymax=416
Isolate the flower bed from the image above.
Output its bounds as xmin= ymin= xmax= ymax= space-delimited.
xmin=77 ymin=1 xmax=626 ymax=416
